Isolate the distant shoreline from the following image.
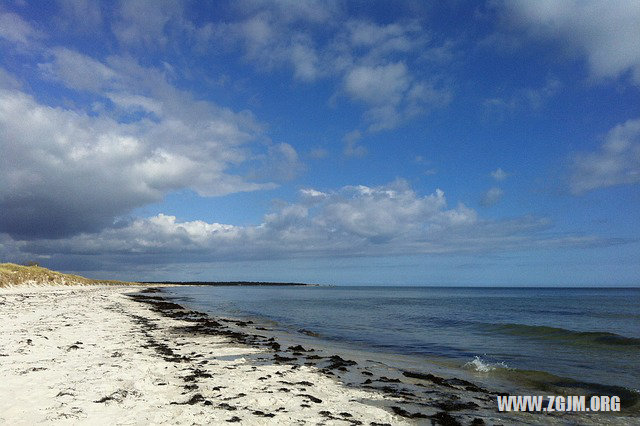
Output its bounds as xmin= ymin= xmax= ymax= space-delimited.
xmin=140 ymin=281 xmax=319 ymax=286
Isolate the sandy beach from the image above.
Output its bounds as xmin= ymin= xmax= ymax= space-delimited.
xmin=1 ymin=285 xmax=634 ymax=425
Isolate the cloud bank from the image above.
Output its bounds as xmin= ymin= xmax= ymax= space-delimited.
xmin=4 ymin=179 xmax=615 ymax=270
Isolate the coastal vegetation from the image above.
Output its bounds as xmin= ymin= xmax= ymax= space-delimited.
xmin=0 ymin=263 xmax=133 ymax=288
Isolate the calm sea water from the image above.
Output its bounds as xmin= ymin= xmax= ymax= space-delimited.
xmin=162 ymin=286 xmax=640 ymax=392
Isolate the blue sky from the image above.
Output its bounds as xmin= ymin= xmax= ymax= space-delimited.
xmin=1 ymin=1 xmax=639 ymax=285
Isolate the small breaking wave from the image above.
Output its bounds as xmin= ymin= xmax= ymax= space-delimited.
xmin=463 ymin=355 xmax=510 ymax=373
xmin=464 ymin=357 xmax=640 ymax=410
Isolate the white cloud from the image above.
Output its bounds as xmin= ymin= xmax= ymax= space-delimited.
xmin=344 ymin=63 xmax=450 ymax=132
xmin=195 ymin=7 xmax=452 ymax=131
xmin=316 ymin=180 xmax=476 ymax=243
xmin=234 ymin=14 xmax=277 ymax=57
xmin=112 ymin=0 xmax=183 ymax=48
xmin=7 ymin=179 xmax=616 ymax=266
xmin=106 ymin=92 xmax=163 ymax=116
xmin=39 ymin=50 xmax=266 ymax=147
xmin=346 ymin=19 xmax=427 ymax=61
xmin=0 ymin=88 xmax=265 ymax=238
xmin=289 ymin=36 xmax=320 ymax=81
xmin=299 ymin=188 xmax=328 ymax=201
xmin=491 ymin=168 xmax=508 ymax=181
xmin=570 ymin=118 xmax=640 ymax=194
xmin=251 ymin=142 xmax=305 ymax=182
xmin=5 ymin=180 xmax=476 ymax=258
xmin=0 ymin=49 xmax=305 ymax=238
xmin=0 ymin=11 xmax=42 ymax=46
xmin=203 ymin=11 xmax=328 ymax=82
xmin=39 ymin=47 xmax=119 ymax=91
xmin=498 ymin=0 xmax=640 ymax=85
xmin=344 ymin=63 xmax=410 ymax=105
xmin=481 ymin=187 xmax=504 ymax=207
xmin=342 ymin=129 xmax=366 ymax=157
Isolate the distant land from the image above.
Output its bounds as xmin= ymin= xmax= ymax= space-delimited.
xmin=140 ymin=281 xmax=317 ymax=287
xmin=0 ymin=263 xmax=320 ymax=288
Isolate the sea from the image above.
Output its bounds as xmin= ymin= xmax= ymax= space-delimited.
xmin=162 ymin=285 xmax=640 ymax=399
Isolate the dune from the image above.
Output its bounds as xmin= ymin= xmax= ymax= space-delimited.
xmin=0 ymin=263 xmax=134 ymax=288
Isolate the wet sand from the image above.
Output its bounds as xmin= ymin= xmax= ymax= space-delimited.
xmin=0 ymin=285 xmax=633 ymax=425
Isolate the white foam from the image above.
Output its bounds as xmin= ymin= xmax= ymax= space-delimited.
xmin=463 ymin=355 xmax=509 ymax=372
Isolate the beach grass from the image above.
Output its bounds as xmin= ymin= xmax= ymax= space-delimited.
xmin=0 ymin=263 xmax=135 ymax=288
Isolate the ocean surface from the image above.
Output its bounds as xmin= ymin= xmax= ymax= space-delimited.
xmin=162 ymin=286 xmax=640 ymax=394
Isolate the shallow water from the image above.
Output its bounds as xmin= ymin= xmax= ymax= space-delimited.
xmin=162 ymin=286 xmax=640 ymax=393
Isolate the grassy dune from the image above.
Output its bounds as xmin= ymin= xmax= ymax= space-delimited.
xmin=0 ymin=263 xmax=134 ymax=288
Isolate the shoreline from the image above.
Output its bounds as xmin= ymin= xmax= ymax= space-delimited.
xmin=0 ymin=285 xmax=635 ymax=425
xmin=159 ymin=285 xmax=640 ymax=402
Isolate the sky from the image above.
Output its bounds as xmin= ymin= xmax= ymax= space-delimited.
xmin=0 ymin=0 xmax=639 ymax=286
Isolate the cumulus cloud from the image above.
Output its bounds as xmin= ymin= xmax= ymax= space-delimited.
xmin=344 ymin=63 xmax=410 ymax=105
xmin=570 ymin=118 xmax=640 ymax=194
xmin=0 ymin=88 xmax=261 ymax=238
xmin=315 ymin=181 xmax=476 ymax=244
xmin=343 ymin=62 xmax=450 ymax=131
xmin=0 ymin=49 xmax=303 ymax=239
xmin=5 ymin=178 xmax=616 ymax=268
xmin=199 ymin=8 xmax=330 ymax=82
xmin=497 ymin=0 xmax=640 ymax=85
xmin=195 ymin=6 xmax=452 ymax=131
xmin=6 ymin=4 xmax=451 ymax=134
xmin=3 ymin=180 xmax=476 ymax=259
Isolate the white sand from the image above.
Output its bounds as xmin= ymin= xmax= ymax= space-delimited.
xmin=1 ymin=286 xmax=635 ymax=425
xmin=0 ymin=286 xmax=408 ymax=425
